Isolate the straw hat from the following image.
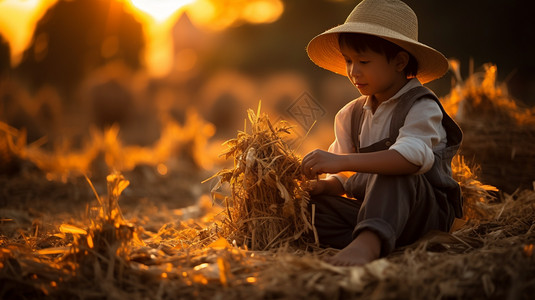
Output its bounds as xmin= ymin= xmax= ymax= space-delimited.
xmin=306 ymin=0 xmax=449 ymax=84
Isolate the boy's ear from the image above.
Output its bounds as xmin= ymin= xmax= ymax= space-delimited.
xmin=394 ymin=51 xmax=410 ymax=72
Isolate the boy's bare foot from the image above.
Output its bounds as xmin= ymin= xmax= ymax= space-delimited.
xmin=324 ymin=230 xmax=382 ymax=266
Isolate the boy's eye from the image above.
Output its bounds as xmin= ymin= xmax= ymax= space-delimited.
xmin=359 ymin=60 xmax=370 ymax=64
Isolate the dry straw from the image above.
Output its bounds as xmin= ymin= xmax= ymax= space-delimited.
xmin=451 ymin=155 xmax=498 ymax=221
xmin=207 ymin=102 xmax=315 ymax=250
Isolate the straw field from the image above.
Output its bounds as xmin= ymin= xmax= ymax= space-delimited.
xmin=1 ymin=65 xmax=535 ymax=299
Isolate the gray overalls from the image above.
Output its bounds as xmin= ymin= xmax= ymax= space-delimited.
xmin=311 ymin=87 xmax=463 ymax=256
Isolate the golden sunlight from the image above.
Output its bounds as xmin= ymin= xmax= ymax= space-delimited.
xmin=242 ymin=0 xmax=284 ymax=24
xmin=127 ymin=0 xmax=194 ymax=23
xmin=124 ymin=0 xmax=195 ymax=77
xmin=187 ymin=0 xmax=284 ymax=31
xmin=0 ymin=0 xmax=285 ymax=76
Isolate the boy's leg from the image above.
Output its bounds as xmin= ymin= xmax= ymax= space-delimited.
xmin=309 ymin=194 xmax=362 ymax=249
xmin=351 ymin=173 xmax=455 ymax=256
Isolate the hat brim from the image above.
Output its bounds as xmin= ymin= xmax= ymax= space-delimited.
xmin=307 ymin=22 xmax=449 ymax=84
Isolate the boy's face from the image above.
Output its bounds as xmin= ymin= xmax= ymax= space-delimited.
xmin=340 ymin=42 xmax=407 ymax=101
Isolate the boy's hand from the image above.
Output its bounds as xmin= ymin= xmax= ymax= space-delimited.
xmin=302 ymin=177 xmax=345 ymax=196
xmin=301 ymin=149 xmax=345 ymax=179
xmin=302 ymin=179 xmax=325 ymax=196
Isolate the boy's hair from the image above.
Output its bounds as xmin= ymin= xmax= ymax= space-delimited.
xmin=338 ymin=33 xmax=419 ymax=78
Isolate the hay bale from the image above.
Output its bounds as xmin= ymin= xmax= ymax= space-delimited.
xmin=442 ymin=62 xmax=535 ymax=193
xmin=209 ymin=104 xmax=314 ymax=250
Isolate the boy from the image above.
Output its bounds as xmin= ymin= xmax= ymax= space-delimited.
xmin=301 ymin=0 xmax=463 ymax=266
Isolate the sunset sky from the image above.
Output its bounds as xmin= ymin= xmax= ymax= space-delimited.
xmin=0 ymin=0 xmax=285 ymax=76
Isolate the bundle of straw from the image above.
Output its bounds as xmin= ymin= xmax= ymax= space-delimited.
xmin=210 ymin=104 xmax=314 ymax=250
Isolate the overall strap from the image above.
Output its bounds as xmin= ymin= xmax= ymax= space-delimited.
xmin=350 ymin=96 xmax=367 ymax=153
xmin=351 ymin=86 xmax=463 ymax=154
xmin=388 ymin=87 xmax=432 ymax=142
xmin=390 ymin=86 xmax=463 ymax=150
xmin=351 ymin=88 xmax=431 ymax=153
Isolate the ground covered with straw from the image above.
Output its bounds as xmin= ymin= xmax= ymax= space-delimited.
xmin=1 ymin=65 xmax=535 ymax=299
xmin=1 ymin=157 xmax=535 ymax=299
xmin=1 ymin=117 xmax=534 ymax=299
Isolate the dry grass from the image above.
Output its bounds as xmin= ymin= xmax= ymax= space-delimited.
xmin=452 ymin=155 xmax=499 ymax=220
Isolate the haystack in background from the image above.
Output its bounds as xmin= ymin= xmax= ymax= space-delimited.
xmin=442 ymin=61 xmax=535 ymax=193
xmin=208 ymin=103 xmax=315 ymax=250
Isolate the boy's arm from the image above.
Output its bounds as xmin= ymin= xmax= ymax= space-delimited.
xmin=345 ymin=149 xmax=420 ymax=174
xmin=302 ymin=148 xmax=419 ymax=179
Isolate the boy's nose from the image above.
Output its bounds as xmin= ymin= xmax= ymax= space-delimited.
xmin=349 ymin=63 xmax=360 ymax=76
xmin=348 ymin=64 xmax=360 ymax=82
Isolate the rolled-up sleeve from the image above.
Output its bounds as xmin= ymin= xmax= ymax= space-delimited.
xmin=390 ymin=98 xmax=444 ymax=174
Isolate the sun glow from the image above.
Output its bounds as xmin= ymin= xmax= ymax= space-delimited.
xmin=187 ymin=0 xmax=284 ymax=31
xmin=242 ymin=0 xmax=284 ymax=24
xmin=123 ymin=0 xmax=195 ymax=77
xmin=128 ymin=0 xmax=194 ymax=23
xmin=0 ymin=0 xmax=285 ymax=76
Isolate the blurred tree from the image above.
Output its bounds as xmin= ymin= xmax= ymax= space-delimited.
xmin=0 ymin=34 xmax=10 ymax=75
xmin=16 ymin=0 xmax=144 ymax=98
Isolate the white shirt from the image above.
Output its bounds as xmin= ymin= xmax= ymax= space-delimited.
xmin=328 ymin=78 xmax=447 ymax=185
